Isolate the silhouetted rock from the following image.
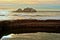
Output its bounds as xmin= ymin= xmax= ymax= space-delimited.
xmin=12 ymin=8 xmax=37 ymax=12
xmin=23 ymin=8 xmax=37 ymax=12
xmin=0 ymin=19 xmax=60 ymax=38
xmin=13 ymin=8 xmax=22 ymax=12
xmin=16 ymin=8 xmax=22 ymax=12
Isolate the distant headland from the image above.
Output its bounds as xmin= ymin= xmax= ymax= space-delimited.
xmin=12 ymin=8 xmax=37 ymax=12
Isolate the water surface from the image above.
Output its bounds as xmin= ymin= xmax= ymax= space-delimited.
xmin=0 ymin=10 xmax=60 ymax=21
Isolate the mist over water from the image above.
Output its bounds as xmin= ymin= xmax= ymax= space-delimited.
xmin=0 ymin=10 xmax=60 ymax=20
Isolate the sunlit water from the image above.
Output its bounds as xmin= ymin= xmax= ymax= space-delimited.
xmin=0 ymin=10 xmax=60 ymax=40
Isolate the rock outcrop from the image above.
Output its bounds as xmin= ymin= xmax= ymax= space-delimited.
xmin=0 ymin=19 xmax=60 ymax=38
xmin=13 ymin=8 xmax=22 ymax=12
xmin=12 ymin=8 xmax=37 ymax=12
xmin=23 ymin=8 xmax=37 ymax=12
xmin=16 ymin=8 xmax=22 ymax=12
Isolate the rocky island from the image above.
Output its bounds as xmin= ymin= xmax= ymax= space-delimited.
xmin=12 ymin=8 xmax=23 ymax=12
xmin=23 ymin=8 xmax=37 ymax=12
xmin=12 ymin=8 xmax=37 ymax=12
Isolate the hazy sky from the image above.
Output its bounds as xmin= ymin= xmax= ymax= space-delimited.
xmin=0 ymin=0 xmax=60 ymax=4
xmin=0 ymin=0 xmax=60 ymax=10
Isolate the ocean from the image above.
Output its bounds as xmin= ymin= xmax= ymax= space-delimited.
xmin=0 ymin=10 xmax=60 ymax=40
xmin=0 ymin=10 xmax=60 ymax=21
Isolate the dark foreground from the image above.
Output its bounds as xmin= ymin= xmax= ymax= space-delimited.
xmin=0 ymin=19 xmax=60 ymax=38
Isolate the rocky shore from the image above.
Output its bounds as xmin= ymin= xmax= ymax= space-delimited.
xmin=0 ymin=19 xmax=60 ymax=38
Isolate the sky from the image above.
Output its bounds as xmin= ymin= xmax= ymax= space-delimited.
xmin=0 ymin=0 xmax=60 ymax=4
xmin=0 ymin=0 xmax=60 ymax=10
